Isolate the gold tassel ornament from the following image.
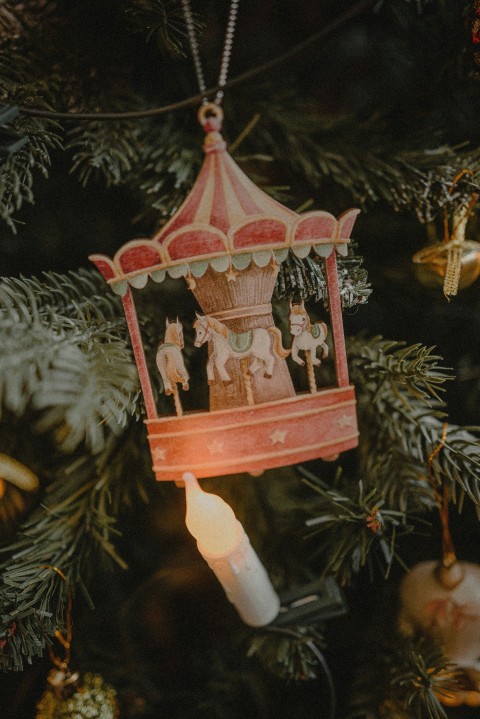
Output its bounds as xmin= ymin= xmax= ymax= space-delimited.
xmin=412 ymin=170 xmax=480 ymax=299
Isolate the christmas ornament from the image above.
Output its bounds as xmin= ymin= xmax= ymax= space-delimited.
xmin=36 ymin=567 xmax=119 ymax=719
xmin=412 ymin=171 xmax=480 ymax=298
xmin=36 ymin=672 xmax=119 ymax=719
xmin=398 ymin=427 xmax=480 ymax=707
xmin=0 ymin=452 xmax=39 ymax=535
xmin=398 ymin=560 xmax=480 ymax=707
xmin=90 ymin=1 xmax=360 ymax=481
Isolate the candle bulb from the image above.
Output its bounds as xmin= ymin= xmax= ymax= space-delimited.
xmin=183 ymin=472 xmax=280 ymax=627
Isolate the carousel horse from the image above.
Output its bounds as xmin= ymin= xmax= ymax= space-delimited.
xmin=193 ymin=313 xmax=290 ymax=384
xmin=156 ymin=318 xmax=189 ymax=396
xmin=288 ymin=301 xmax=329 ymax=367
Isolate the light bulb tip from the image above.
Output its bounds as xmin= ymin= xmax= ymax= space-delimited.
xmin=182 ymin=471 xmax=198 ymax=488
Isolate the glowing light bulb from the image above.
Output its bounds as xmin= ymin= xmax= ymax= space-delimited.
xmin=184 ymin=472 xmax=241 ymax=556
xmin=182 ymin=471 xmax=280 ymax=627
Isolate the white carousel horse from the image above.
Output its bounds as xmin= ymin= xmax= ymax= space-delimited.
xmin=193 ymin=313 xmax=290 ymax=384
xmin=156 ymin=318 xmax=189 ymax=396
xmin=288 ymin=301 xmax=329 ymax=367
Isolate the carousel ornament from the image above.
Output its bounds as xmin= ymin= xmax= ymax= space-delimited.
xmin=90 ymin=103 xmax=360 ymax=480
xmin=90 ymin=0 xmax=360 ymax=481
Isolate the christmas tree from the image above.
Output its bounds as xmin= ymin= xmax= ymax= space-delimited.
xmin=1 ymin=1 xmax=480 ymax=717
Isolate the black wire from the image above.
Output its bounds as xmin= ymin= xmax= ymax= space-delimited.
xmin=18 ymin=0 xmax=376 ymax=122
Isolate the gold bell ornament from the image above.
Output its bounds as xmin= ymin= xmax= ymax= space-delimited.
xmin=412 ymin=170 xmax=480 ymax=299
xmin=35 ymin=567 xmax=119 ymax=719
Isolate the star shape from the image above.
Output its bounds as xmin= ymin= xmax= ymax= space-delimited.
xmin=269 ymin=429 xmax=288 ymax=445
xmin=226 ymin=266 xmax=239 ymax=283
xmin=152 ymin=447 xmax=167 ymax=463
xmin=336 ymin=414 xmax=354 ymax=428
xmin=207 ymin=439 xmax=224 ymax=455
xmin=185 ymin=273 xmax=197 ymax=290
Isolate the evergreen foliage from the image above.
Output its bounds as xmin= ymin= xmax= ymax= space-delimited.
xmin=0 ymin=1 xmax=479 ymax=717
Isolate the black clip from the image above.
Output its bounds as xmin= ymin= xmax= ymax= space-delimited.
xmin=273 ymin=576 xmax=347 ymax=627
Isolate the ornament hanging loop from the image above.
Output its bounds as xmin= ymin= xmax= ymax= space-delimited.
xmin=40 ymin=565 xmax=75 ymax=678
xmin=198 ymin=102 xmax=224 ymax=132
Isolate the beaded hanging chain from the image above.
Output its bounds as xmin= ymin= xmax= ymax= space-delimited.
xmin=181 ymin=0 xmax=240 ymax=106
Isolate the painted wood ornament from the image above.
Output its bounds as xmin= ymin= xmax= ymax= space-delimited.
xmin=90 ymin=104 xmax=360 ymax=480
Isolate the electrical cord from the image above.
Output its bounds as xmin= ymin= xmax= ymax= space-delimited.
xmin=17 ymin=0 xmax=375 ymax=122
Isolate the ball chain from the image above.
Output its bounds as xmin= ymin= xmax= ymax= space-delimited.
xmin=181 ymin=0 xmax=240 ymax=106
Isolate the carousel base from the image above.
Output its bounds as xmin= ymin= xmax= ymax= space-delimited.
xmin=146 ymin=385 xmax=358 ymax=481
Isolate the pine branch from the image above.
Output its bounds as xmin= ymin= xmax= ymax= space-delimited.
xmin=253 ymin=97 xmax=480 ymax=223
xmin=0 ymin=82 xmax=62 ymax=232
xmin=132 ymin=114 xmax=201 ymax=221
xmin=348 ymin=336 xmax=480 ymax=511
xmin=247 ymin=625 xmax=326 ymax=681
xmin=304 ymin=476 xmax=413 ymax=585
xmin=347 ymin=635 xmax=457 ymax=719
xmin=275 ymin=244 xmax=372 ymax=309
xmin=0 ymin=422 xmax=151 ymax=671
xmin=125 ymin=0 xmax=194 ymax=55
xmin=0 ymin=272 xmax=139 ymax=454
xmin=67 ymin=120 xmax=142 ymax=187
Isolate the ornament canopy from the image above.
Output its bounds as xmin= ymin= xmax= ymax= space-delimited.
xmin=90 ymin=105 xmax=359 ymax=295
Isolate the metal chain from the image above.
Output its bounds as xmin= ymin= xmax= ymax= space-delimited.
xmin=181 ymin=0 xmax=240 ymax=106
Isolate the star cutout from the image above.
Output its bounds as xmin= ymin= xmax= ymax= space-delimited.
xmin=152 ymin=447 xmax=167 ymax=463
xmin=336 ymin=414 xmax=354 ymax=428
xmin=269 ymin=429 xmax=288 ymax=445
xmin=207 ymin=439 xmax=224 ymax=455
xmin=185 ymin=273 xmax=196 ymax=290
xmin=226 ymin=266 xmax=239 ymax=283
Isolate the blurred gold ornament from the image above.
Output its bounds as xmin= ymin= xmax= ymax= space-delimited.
xmin=36 ymin=567 xmax=119 ymax=719
xmin=398 ymin=560 xmax=480 ymax=707
xmin=412 ymin=239 xmax=480 ymax=293
xmin=0 ymin=452 xmax=39 ymax=534
xmin=36 ymin=671 xmax=119 ymax=719
xmin=412 ymin=170 xmax=480 ymax=299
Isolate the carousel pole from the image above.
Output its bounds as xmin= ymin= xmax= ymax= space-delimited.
xmin=325 ymin=250 xmax=349 ymax=388
xmin=121 ymin=287 xmax=158 ymax=420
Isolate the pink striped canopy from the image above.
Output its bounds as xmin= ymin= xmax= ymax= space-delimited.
xmin=90 ymin=124 xmax=359 ymax=288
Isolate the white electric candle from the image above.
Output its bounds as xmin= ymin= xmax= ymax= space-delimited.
xmin=183 ymin=472 xmax=280 ymax=627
